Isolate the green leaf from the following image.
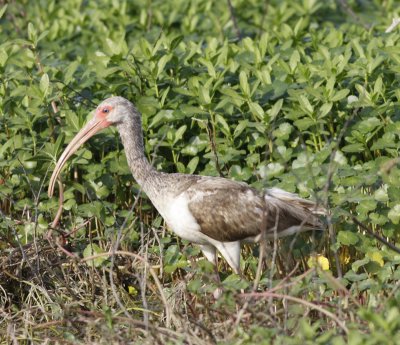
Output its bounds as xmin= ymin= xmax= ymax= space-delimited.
xmin=199 ymin=86 xmax=211 ymax=105
xmin=239 ymin=70 xmax=250 ymax=97
xmin=268 ymin=99 xmax=283 ymax=120
xmin=170 ymin=35 xmax=183 ymax=50
xmin=187 ymin=156 xmax=199 ymax=174
xmin=343 ymin=271 xmax=368 ymax=283
xmin=234 ymin=120 xmax=249 ymax=138
xmin=105 ymin=38 xmax=122 ymax=56
xmin=331 ymin=89 xmax=349 ymax=102
xmin=220 ymin=87 xmax=245 ymax=102
xmin=351 ymin=258 xmax=370 ymax=272
xmin=0 ymin=137 xmax=14 ymax=157
xmin=337 ymin=231 xmax=359 ymax=246
xmin=157 ymin=54 xmax=172 ymax=77
xmin=289 ymin=50 xmax=300 ymax=72
xmin=388 ymin=205 xmax=400 ymax=224
xmin=64 ymin=61 xmax=80 ymax=84
xmin=0 ymin=4 xmax=7 ymax=19
xmin=318 ymin=102 xmax=332 ymax=118
xmin=356 ymin=199 xmax=377 ymax=214
xmin=351 ymin=38 xmax=365 ymax=58
xmin=273 ymin=122 xmax=292 ymax=139
xmin=373 ymin=76 xmax=383 ymax=95
xmin=27 ymin=22 xmax=37 ymax=44
xmin=139 ymin=38 xmax=152 ymax=58
xmin=299 ymin=95 xmax=313 ymax=114
xmin=0 ymin=48 xmax=7 ymax=67
xmin=222 ymin=274 xmax=249 ymax=290
xmin=215 ymin=114 xmax=231 ymax=136
xmin=248 ymin=102 xmax=264 ymax=121
xmin=37 ymin=30 xmax=49 ymax=44
xmin=230 ymin=165 xmax=253 ymax=181
xmin=83 ymin=244 xmax=107 ymax=268
xmin=149 ymin=110 xmax=174 ymax=128
xmin=294 ymin=118 xmax=315 ymax=131
xmin=173 ymin=125 xmax=187 ymax=144
xmin=374 ymin=187 xmax=388 ymax=202
xmin=342 ymin=143 xmax=365 ymax=153
xmin=258 ymin=162 xmax=284 ymax=179
xmin=259 ymin=32 xmax=269 ymax=57
xmin=40 ymin=73 xmax=49 ymax=97
xmin=367 ymin=251 xmax=384 ymax=267
xmin=357 ymin=117 xmax=381 ymax=134
xmin=199 ymin=57 xmax=216 ymax=78
xmin=176 ymin=161 xmax=186 ymax=173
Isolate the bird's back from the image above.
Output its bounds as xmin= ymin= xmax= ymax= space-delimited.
xmin=162 ymin=175 xmax=325 ymax=243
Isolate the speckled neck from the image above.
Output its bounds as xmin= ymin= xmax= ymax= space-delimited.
xmin=116 ymin=111 xmax=163 ymax=199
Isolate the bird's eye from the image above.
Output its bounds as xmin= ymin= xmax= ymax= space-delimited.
xmin=102 ymin=108 xmax=110 ymax=114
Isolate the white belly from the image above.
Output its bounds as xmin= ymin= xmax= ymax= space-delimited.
xmin=159 ymin=193 xmax=209 ymax=244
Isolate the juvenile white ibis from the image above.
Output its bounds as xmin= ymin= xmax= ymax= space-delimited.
xmin=48 ymin=97 xmax=324 ymax=274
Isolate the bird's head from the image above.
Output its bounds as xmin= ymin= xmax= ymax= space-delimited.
xmin=48 ymin=96 xmax=137 ymax=197
xmin=95 ymin=96 xmax=138 ymax=126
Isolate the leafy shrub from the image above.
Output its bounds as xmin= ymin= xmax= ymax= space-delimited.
xmin=1 ymin=0 xmax=400 ymax=343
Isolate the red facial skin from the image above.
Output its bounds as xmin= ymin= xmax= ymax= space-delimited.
xmin=48 ymin=105 xmax=113 ymax=197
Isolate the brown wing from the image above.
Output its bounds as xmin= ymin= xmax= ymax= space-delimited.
xmin=185 ymin=177 xmax=324 ymax=242
xmin=186 ymin=177 xmax=265 ymax=242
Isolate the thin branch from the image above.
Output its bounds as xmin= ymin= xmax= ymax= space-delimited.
xmin=240 ymin=291 xmax=349 ymax=334
xmin=352 ymin=216 xmax=400 ymax=255
xmin=321 ymin=107 xmax=360 ymax=279
xmin=227 ymin=0 xmax=241 ymax=40
xmin=206 ymin=121 xmax=224 ymax=177
xmin=337 ymin=0 xmax=369 ymax=29
xmin=385 ymin=18 xmax=400 ymax=33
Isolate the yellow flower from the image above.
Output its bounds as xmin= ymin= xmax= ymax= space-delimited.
xmin=307 ymin=255 xmax=330 ymax=271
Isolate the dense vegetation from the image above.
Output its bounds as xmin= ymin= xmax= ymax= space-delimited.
xmin=1 ymin=0 xmax=400 ymax=343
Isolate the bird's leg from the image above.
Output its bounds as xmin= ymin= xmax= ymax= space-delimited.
xmin=214 ymin=241 xmax=246 ymax=302
xmin=200 ymin=244 xmax=217 ymax=265
xmin=199 ymin=244 xmax=223 ymax=298
xmin=214 ymin=241 xmax=241 ymax=275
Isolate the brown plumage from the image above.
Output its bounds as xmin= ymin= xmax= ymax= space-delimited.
xmin=186 ymin=178 xmax=323 ymax=243
xmin=48 ymin=96 xmax=325 ymax=274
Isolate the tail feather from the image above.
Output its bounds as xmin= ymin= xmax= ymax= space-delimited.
xmin=264 ymin=188 xmax=325 ymax=238
xmin=266 ymin=188 xmax=326 ymax=215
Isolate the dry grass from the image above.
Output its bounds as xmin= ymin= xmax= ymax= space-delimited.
xmin=0 ymin=240 xmax=212 ymax=344
xmin=0 ymin=233 xmax=359 ymax=344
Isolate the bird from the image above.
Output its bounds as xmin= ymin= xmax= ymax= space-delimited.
xmin=48 ymin=96 xmax=325 ymax=274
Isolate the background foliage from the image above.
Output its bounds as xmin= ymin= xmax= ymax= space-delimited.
xmin=1 ymin=0 xmax=400 ymax=343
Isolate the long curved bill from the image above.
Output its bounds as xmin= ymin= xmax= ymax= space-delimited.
xmin=48 ymin=115 xmax=110 ymax=197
